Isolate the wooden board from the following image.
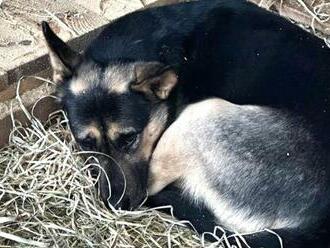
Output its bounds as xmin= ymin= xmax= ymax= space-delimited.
xmin=0 ymin=0 xmax=109 ymax=88
xmin=249 ymin=0 xmax=330 ymax=35
xmin=77 ymin=0 xmax=144 ymax=20
xmin=0 ymin=97 xmax=59 ymax=147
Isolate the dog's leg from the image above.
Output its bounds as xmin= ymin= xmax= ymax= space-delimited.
xmin=146 ymin=184 xmax=218 ymax=235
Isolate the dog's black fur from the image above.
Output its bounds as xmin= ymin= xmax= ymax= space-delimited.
xmin=42 ymin=0 xmax=330 ymax=247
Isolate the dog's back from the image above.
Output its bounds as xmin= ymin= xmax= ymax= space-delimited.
xmin=84 ymin=0 xmax=224 ymax=64
xmin=149 ymin=99 xmax=330 ymax=246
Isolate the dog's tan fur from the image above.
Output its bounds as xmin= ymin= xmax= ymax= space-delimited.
xmin=77 ymin=122 xmax=102 ymax=145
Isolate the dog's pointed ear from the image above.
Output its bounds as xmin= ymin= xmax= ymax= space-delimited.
xmin=131 ymin=62 xmax=178 ymax=100
xmin=41 ymin=21 xmax=81 ymax=83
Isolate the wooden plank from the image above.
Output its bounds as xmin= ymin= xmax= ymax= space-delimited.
xmin=0 ymin=68 xmax=58 ymax=147
xmin=0 ymin=19 xmax=39 ymax=81
xmin=74 ymin=0 xmax=171 ymax=21
xmin=0 ymin=97 xmax=59 ymax=147
xmin=0 ymin=69 xmax=51 ymax=104
xmin=71 ymin=0 xmax=104 ymax=15
xmin=99 ymin=0 xmax=144 ymax=20
xmin=249 ymin=0 xmax=330 ymax=35
xmin=0 ymin=0 xmax=108 ymax=87
xmin=2 ymin=23 xmax=107 ymax=88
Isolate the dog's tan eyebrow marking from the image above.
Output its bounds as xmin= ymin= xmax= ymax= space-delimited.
xmin=108 ymin=80 xmax=129 ymax=94
xmin=107 ymin=122 xmax=135 ymax=141
xmin=69 ymin=64 xmax=102 ymax=95
xmin=107 ymin=122 xmax=121 ymax=141
xmin=104 ymin=66 xmax=131 ymax=94
xmin=70 ymin=79 xmax=90 ymax=95
xmin=77 ymin=122 xmax=102 ymax=143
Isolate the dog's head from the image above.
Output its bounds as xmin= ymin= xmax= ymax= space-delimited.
xmin=42 ymin=22 xmax=178 ymax=210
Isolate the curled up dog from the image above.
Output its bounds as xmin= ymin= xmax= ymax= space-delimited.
xmin=42 ymin=0 xmax=330 ymax=247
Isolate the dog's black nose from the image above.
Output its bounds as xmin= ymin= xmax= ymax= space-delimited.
xmin=115 ymin=197 xmax=131 ymax=210
xmin=89 ymin=165 xmax=99 ymax=179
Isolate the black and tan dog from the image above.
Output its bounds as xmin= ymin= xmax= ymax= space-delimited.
xmin=42 ymin=0 xmax=330 ymax=247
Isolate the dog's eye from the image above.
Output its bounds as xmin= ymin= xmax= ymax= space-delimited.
xmin=116 ymin=132 xmax=139 ymax=150
xmin=79 ymin=136 xmax=97 ymax=149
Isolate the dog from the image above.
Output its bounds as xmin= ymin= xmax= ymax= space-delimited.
xmin=42 ymin=0 xmax=330 ymax=246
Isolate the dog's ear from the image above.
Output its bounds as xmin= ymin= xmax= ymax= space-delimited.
xmin=131 ymin=62 xmax=178 ymax=100
xmin=41 ymin=21 xmax=81 ymax=84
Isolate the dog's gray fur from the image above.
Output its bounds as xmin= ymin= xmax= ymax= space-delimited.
xmin=149 ymin=98 xmax=329 ymax=233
